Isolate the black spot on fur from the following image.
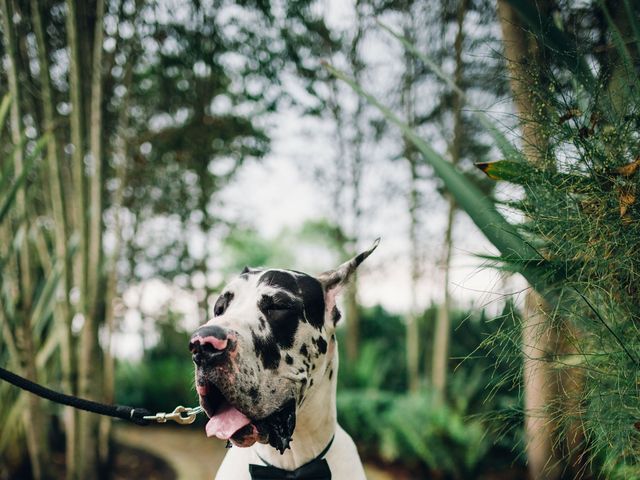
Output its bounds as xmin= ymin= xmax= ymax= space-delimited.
xmin=329 ymin=369 xmax=333 ymax=380
xmin=241 ymin=266 xmax=251 ymax=274
xmin=309 ymin=379 xmax=314 ymax=388
xmin=316 ymin=336 xmax=327 ymax=354
xmin=299 ymin=344 xmax=308 ymax=358
xmin=249 ymin=387 xmax=259 ymax=399
xmin=251 ymin=332 xmax=281 ymax=370
xmin=311 ymin=336 xmax=327 ymax=356
xmin=259 ymin=270 xmax=299 ymax=293
xmin=213 ymin=291 xmax=234 ymax=317
xmin=285 ymin=354 xmax=293 ymax=365
xmin=331 ymin=306 xmax=341 ymax=325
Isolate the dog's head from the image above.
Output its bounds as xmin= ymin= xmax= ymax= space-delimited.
xmin=189 ymin=239 xmax=379 ymax=452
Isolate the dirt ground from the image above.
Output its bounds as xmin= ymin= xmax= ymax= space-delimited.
xmin=114 ymin=424 xmax=395 ymax=480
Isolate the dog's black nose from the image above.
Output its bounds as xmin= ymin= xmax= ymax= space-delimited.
xmin=189 ymin=325 xmax=229 ymax=367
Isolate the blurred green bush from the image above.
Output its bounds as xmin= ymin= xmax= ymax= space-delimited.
xmin=337 ymin=302 xmax=525 ymax=478
xmin=115 ymin=313 xmax=196 ymax=414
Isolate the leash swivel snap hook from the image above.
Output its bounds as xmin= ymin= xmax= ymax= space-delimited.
xmin=143 ymin=405 xmax=204 ymax=425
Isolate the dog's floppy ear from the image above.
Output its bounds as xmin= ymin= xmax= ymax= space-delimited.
xmin=318 ymin=238 xmax=380 ymax=311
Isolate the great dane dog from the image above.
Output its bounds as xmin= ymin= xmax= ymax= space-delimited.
xmin=189 ymin=239 xmax=379 ymax=479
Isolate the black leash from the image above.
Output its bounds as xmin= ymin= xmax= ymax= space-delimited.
xmin=0 ymin=365 xmax=202 ymax=426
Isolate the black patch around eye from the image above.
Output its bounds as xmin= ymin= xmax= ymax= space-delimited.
xmin=214 ymin=291 xmax=234 ymax=317
xmin=295 ymin=275 xmax=325 ymax=329
xmin=269 ymin=308 xmax=299 ymax=349
xmin=257 ymin=294 xmax=301 ymax=349
xmin=251 ymin=331 xmax=281 ymax=370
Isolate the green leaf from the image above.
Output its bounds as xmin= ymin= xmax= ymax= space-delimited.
xmin=475 ymin=160 xmax=533 ymax=182
xmin=0 ymin=133 xmax=49 ymax=224
xmin=323 ymin=63 xmax=550 ymax=293
xmin=0 ymin=94 xmax=11 ymax=142
xmin=0 ymin=391 xmax=26 ymax=452
xmin=476 ymin=160 xmax=591 ymax=192
xmin=30 ymin=260 xmax=63 ymax=337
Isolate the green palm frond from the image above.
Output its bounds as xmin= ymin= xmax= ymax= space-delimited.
xmin=324 ymin=62 xmax=550 ymax=294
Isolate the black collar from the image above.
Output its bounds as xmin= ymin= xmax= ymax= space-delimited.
xmin=249 ymin=435 xmax=335 ymax=480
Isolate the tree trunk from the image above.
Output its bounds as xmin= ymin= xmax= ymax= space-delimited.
xmin=400 ymin=15 xmax=421 ymax=393
xmin=497 ymin=3 xmax=564 ymax=479
xmin=407 ymin=156 xmax=420 ymax=393
xmin=432 ymin=0 xmax=466 ymax=401
xmin=343 ymin=0 xmax=365 ymax=363
xmin=432 ymin=200 xmax=454 ymax=399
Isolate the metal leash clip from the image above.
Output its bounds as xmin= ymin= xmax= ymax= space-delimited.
xmin=144 ymin=405 xmax=204 ymax=425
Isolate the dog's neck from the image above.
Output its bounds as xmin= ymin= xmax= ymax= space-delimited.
xmin=252 ymin=351 xmax=338 ymax=471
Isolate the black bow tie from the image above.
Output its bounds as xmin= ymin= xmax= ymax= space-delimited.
xmin=249 ymin=435 xmax=334 ymax=480
xmin=249 ymin=457 xmax=331 ymax=479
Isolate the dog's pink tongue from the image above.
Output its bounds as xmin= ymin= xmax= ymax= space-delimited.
xmin=205 ymin=403 xmax=251 ymax=440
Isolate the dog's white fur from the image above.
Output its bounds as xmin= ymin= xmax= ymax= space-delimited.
xmin=214 ymin=341 xmax=366 ymax=479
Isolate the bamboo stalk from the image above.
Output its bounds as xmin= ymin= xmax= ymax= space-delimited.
xmin=65 ymin=0 xmax=87 ymax=305
xmin=65 ymin=0 xmax=90 ymax=477
xmin=99 ymin=45 xmax=132 ymax=465
xmin=29 ymin=1 xmax=77 ymax=477
xmin=87 ymin=0 xmax=105 ymax=318
xmin=0 ymin=1 xmax=45 ymax=477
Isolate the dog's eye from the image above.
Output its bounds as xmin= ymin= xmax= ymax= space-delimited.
xmin=261 ymin=294 xmax=296 ymax=312
xmin=266 ymin=298 xmax=292 ymax=311
xmin=213 ymin=291 xmax=234 ymax=317
xmin=268 ymin=304 xmax=290 ymax=312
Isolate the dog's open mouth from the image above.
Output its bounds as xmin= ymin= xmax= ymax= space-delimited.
xmin=197 ymin=381 xmax=257 ymax=445
xmin=197 ymin=380 xmax=296 ymax=452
